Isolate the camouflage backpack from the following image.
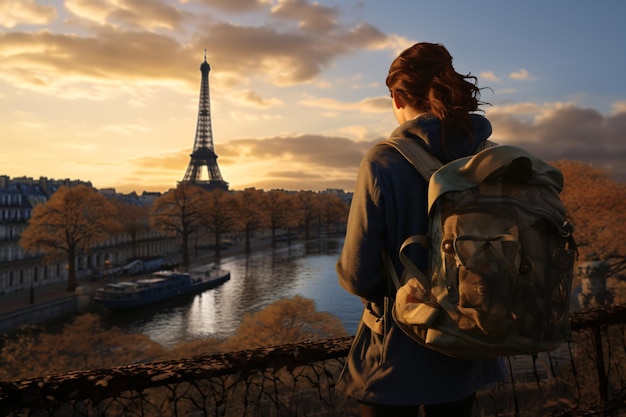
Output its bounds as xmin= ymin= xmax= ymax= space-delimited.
xmin=382 ymin=138 xmax=577 ymax=359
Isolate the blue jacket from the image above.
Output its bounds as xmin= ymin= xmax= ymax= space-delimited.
xmin=336 ymin=114 xmax=505 ymax=405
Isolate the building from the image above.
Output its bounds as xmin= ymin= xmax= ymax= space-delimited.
xmin=0 ymin=176 xmax=85 ymax=294
xmin=0 ymin=176 xmax=180 ymax=294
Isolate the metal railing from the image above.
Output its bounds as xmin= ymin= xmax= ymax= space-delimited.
xmin=1 ymin=304 xmax=625 ymax=417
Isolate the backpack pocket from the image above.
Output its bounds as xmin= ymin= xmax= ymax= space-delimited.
xmin=441 ymin=211 xmax=520 ymax=336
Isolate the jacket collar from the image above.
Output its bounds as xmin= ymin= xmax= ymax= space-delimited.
xmin=389 ymin=114 xmax=492 ymax=163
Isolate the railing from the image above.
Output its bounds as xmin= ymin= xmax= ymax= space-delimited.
xmin=1 ymin=304 xmax=625 ymax=417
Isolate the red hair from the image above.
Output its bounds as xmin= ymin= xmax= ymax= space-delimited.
xmin=385 ymin=42 xmax=487 ymax=142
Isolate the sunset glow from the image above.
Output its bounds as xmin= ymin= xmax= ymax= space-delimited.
xmin=1 ymin=0 xmax=625 ymax=193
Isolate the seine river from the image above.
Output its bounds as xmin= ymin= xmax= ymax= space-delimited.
xmin=102 ymin=238 xmax=363 ymax=348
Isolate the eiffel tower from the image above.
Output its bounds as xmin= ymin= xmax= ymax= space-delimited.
xmin=181 ymin=51 xmax=228 ymax=191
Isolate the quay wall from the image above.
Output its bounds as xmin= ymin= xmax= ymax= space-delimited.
xmin=0 ymin=287 xmax=92 ymax=335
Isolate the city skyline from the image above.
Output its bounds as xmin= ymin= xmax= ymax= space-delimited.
xmin=1 ymin=0 xmax=625 ymax=193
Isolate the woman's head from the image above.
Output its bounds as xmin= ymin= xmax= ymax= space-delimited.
xmin=385 ymin=42 xmax=486 ymax=139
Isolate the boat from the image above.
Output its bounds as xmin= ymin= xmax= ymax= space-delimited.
xmin=93 ymin=265 xmax=230 ymax=310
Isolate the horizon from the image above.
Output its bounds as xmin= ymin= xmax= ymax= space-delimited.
xmin=0 ymin=172 xmax=353 ymax=195
xmin=2 ymin=0 xmax=625 ymax=194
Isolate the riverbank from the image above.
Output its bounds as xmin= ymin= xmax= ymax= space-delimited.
xmin=0 ymin=237 xmax=281 ymax=334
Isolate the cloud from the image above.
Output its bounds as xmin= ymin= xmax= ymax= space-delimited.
xmin=65 ymin=0 xmax=186 ymax=30
xmin=265 ymin=169 xmax=322 ymax=180
xmin=487 ymin=102 xmax=626 ymax=181
xmin=102 ymin=123 xmax=152 ymax=135
xmin=509 ymin=68 xmax=534 ymax=81
xmin=220 ymin=103 xmax=626 ymax=186
xmin=194 ymin=21 xmax=389 ymax=85
xmin=271 ymin=0 xmax=338 ymax=33
xmin=480 ymin=71 xmax=500 ymax=83
xmin=182 ymin=0 xmax=269 ymax=13
xmin=134 ymin=151 xmax=189 ymax=169
xmin=4 ymin=0 xmax=623 ymax=194
xmin=222 ymin=134 xmax=373 ymax=169
xmin=89 ymin=99 xmax=626 ymax=193
xmin=611 ymin=101 xmax=626 ymax=115
xmin=238 ymin=104 xmax=626 ymax=188
xmin=59 ymin=140 xmax=99 ymax=153
xmin=0 ymin=2 xmax=392 ymax=94
xmin=121 ymin=133 xmax=373 ymax=192
xmin=237 ymin=90 xmax=283 ymax=108
xmin=386 ymin=34 xmax=417 ymax=56
xmin=0 ymin=29 xmax=196 ymax=94
xmin=0 ymin=0 xmax=56 ymax=28
xmin=299 ymin=95 xmax=390 ymax=113
xmin=227 ymin=111 xmax=283 ymax=122
xmin=337 ymin=125 xmax=371 ymax=141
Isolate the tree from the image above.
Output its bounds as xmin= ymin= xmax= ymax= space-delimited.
xmin=261 ymin=190 xmax=294 ymax=247
xmin=19 ymin=185 xmax=119 ymax=291
xmin=167 ymin=337 xmax=223 ymax=360
xmin=202 ymin=189 xmax=237 ymax=258
xmin=282 ymin=192 xmax=302 ymax=245
xmin=232 ymin=188 xmax=268 ymax=253
xmin=149 ymin=184 xmax=206 ymax=271
xmin=222 ymin=295 xmax=348 ymax=351
xmin=113 ymin=198 xmax=151 ymax=258
xmin=554 ymin=160 xmax=626 ymax=276
xmin=0 ymin=314 xmax=165 ymax=380
xmin=297 ymin=191 xmax=321 ymax=239
xmin=318 ymin=193 xmax=349 ymax=235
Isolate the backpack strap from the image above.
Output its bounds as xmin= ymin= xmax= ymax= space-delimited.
xmin=379 ymin=137 xmax=443 ymax=291
xmin=381 ymin=137 xmax=443 ymax=181
xmin=381 ymin=138 xmax=497 ymax=181
xmin=398 ymin=235 xmax=431 ymax=291
xmin=379 ymin=137 xmax=498 ymax=291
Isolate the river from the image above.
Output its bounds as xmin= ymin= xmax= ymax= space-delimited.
xmin=99 ymin=237 xmax=570 ymax=383
xmin=102 ymin=238 xmax=363 ymax=348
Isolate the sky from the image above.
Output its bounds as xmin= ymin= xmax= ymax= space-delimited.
xmin=1 ymin=0 xmax=625 ymax=194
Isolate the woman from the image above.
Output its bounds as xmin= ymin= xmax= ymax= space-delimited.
xmin=336 ymin=42 xmax=505 ymax=417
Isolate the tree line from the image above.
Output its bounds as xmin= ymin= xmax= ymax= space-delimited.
xmin=6 ymin=161 xmax=626 ymax=383
xmin=553 ymin=161 xmax=626 ymax=280
xmin=19 ymin=185 xmax=350 ymax=291
xmin=17 ymin=160 xmax=626 ymax=292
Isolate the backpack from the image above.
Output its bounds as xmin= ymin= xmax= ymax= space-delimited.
xmin=381 ymin=138 xmax=577 ymax=359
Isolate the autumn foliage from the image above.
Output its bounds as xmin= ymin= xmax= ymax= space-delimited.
xmin=553 ymin=161 xmax=626 ymax=276
xmin=19 ymin=185 xmax=120 ymax=291
xmin=0 ymin=313 xmax=165 ymax=381
xmin=0 ymin=296 xmax=347 ymax=381
xmin=149 ymin=186 xmax=348 ymax=266
xmin=222 ymin=295 xmax=348 ymax=351
xmin=149 ymin=183 xmax=206 ymax=270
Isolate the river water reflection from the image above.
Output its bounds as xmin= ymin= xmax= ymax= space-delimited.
xmin=102 ymin=238 xmax=363 ymax=348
